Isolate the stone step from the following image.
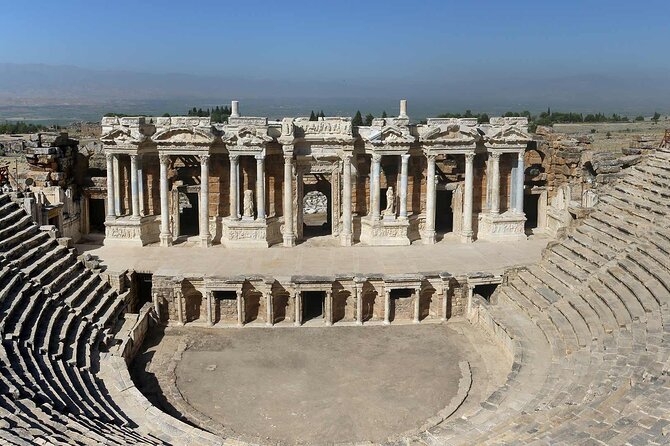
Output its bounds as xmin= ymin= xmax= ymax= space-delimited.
xmin=33 ymin=250 xmax=78 ymax=287
xmin=553 ymin=300 xmax=591 ymax=347
xmin=598 ymin=272 xmax=646 ymax=322
xmin=560 ymin=237 xmax=608 ymax=268
xmin=599 ymin=193 xmax=656 ymax=224
xmin=550 ymin=244 xmax=595 ymax=277
xmin=587 ymin=280 xmax=631 ymax=328
xmin=570 ymin=230 xmax=617 ymax=261
xmin=24 ymin=245 xmax=69 ymax=279
xmin=517 ymin=269 xmax=559 ymax=305
xmin=0 ymin=214 xmax=34 ymax=246
xmin=608 ymin=264 xmax=659 ymax=316
xmin=4 ymin=231 xmax=50 ymax=261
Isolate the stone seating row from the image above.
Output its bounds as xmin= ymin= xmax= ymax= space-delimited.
xmin=0 ymin=196 xmax=165 ymax=444
xmin=429 ymin=148 xmax=670 ymax=445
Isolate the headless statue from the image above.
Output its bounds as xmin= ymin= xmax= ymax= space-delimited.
xmin=243 ymin=189 xmax=254 ymax=219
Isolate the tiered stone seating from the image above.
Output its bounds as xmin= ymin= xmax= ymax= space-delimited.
xmin=429 ymin=147 xmax=670 ymax=445
xmin=0 ymin=195 xmax=164 ymax=445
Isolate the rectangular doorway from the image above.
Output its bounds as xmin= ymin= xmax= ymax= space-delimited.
xmin=179 ymin=191 xmax=199 ymax=237
xmin=213 ymin=291 xmax=238 ymax=324
xmin=89 ymin=198 xmax=106 ymax=233
xmin=302 ymin=291 xmax=325 ymax=322
xmin=134 ymin=273 xmax=153 ymax=313
xmin=525 ymin=193 xmax=540 ymax=232
xmin=435 ymin=189 xmax=454 ymax=234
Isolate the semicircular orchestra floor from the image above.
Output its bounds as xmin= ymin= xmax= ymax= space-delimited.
xmin=132 ymin=323 xmax=509 ymax=445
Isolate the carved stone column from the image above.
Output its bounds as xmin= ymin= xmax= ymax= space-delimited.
xmin=283 ymin=151 xmax=295 ymax=247
xmin=130 ymin=154 xmax=140 ymax=218
xmin=255 ymin=154 xmax=266 ymax=220
xmin=236 ymin=290 xmax=244 ymax=327
xmin=384 ymin=289 xmax=391 ymax=325
xmin=105 ymin=153 xmax=116 ymax=221
xmin=399 ymin=154 xmax=409 ymax=219
xmin=113 ymin=154 xmax=121 ymax=216
xmin=515 ymin=150 xmax=525 ymax=214
xmin=199 ymin=154 xmax=211 ymax=247
xmin=325 ymin=289 xmax=333 ymax=326
xmin=371 ymin=153 xmax=382 ymax=220
xmin=461 ymin=152 xmax=475 ymax=243
xmin=265 ymin=289 xmax=273 ymax=326
xmin=229 ymin=153 xmax=240 ymax=219
xmin=424 ymin=154 xmax=436 ymax=244
xmin=137 ymin=155 xmax=145 ymax=216
xmin=159 ymin=155 xmax=172 ymax=247
xmin=341 ymin=154 xmax=353 ymax=246
xmin=294 ymin=290 xmax=302 ymax=326
xmin=175 ymin=290 xmax=184 ymax=325
xmin=355 ymin=283 xmax=363 ymax=325
xmin=490 ymin=151 xmax=501 ymax=215
xmin=206 ymin=290 xmax=213 ymax=326
xmin=413 ymin=286 xmax=421 ymax=324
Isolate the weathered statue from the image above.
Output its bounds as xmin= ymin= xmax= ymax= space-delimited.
xmin=383 ymin=186 xmax=395 ymax=217
xmin=243 ymin=189 xmax=254 ymax=219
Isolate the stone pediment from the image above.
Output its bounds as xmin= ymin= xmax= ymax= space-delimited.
xmin=100 ymin=127 xmax=146 ymax=146
xmin=366 ymin=125 xmax=415 ymax=145
xmin=486 ymin=126 xmax=531 ymax=145
xmin=152 ymin=127 xmax=217 ymax=146
xmin=223 ymin=126 xmax=273 ymax=147
xmin=419 ymin=123 xmax=478 ymax=145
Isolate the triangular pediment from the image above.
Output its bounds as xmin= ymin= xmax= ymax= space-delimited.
xmin=488 ymin=126 xmax=530 ymax=143
xmin=223 ymin=126 xmax=273 ymax=146
xmin=367 ymin=125 xmax=415 ymax=144
xmin=419 ymin=123 xmax=478 ymax=144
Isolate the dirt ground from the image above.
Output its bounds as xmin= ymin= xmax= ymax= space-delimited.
xmin=133 ymin=323 xmax=504 ymax=445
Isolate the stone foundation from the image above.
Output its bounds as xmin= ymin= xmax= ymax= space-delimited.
xmin=104 ymin=215 xmax=160 ymax=246
xmin=477 ymin=211 xmax=526 ymax=242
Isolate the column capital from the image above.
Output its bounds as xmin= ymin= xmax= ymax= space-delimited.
xmin=283 ymin=153 xmax=294 ymax=163
xmin=200 ymin=153 xmax=210 ymax=164
xmin=401 ymin=153 xmax=410 ymax=162
xmin=426 ymin=153 xmax=437 ymax=162
xmin=489 ymin=151 xmax=501 ymax=160
xmin=372 ymin=153 xmax=382 ymax=162
xmin=341 ymin=152 xmax=353 ymax=163
xmin=282 ymin=144 xmax=294 ymax=153
xmin=465 ymin=152 xmax=475 ymax=162
xmin=228 ymin=152 xmax=240 ymax=162
xmin=159 ymin=154 xmax=170 ymax=165
xmin=105 ymin=152 xmax=114 ymax=162
xmin=255 ymin=153 xmax=265 ymax=161
xmin=129 ymin=153 xmax=138 ymax=161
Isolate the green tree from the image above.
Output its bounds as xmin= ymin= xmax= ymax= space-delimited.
xmin=635 ymin=115 xmax=645 ymax=122
xmin=352 ymin=110 xmax=363 ymax=126
xmin=477 ymin=113 xmax=490 ymax=124
xmin=364 ymin=113 xmax=374 ymax=126
xmin=318 ymin=110 xmax=325 ymax=119
xmin=162 ymin=113 xmax=171 ymax=117
xmin=652 ymin=112 xmax=661 ymax=123
xmin=381 ymin=111 xmax=388 ymax=118
xmin=309 ymin=111 xmax=317 ymax=121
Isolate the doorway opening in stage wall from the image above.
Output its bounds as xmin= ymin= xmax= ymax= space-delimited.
xmin=524 ymin=192 xmax=540 ymax=233
xmin=89 ymin=198 xmax=106 ymax=233
xmin=178 ymin=191 xmax=199 ymax=237
xmin=302 ymin=291 xmax=325 ymax=323
xmin=133 ymin=273 xmax=153 ymax=313
xmin=435 ymin=189 xmax=454 ymax=238
xmin=302 ymin=174 xmax=332 ymax=240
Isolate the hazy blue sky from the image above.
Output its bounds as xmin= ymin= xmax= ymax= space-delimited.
xmin=3 ymin=0 xmax=669 ymax=81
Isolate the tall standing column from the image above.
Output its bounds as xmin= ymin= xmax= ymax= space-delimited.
xmin=113 ymin=155 xmax=121 ymax=216
xmin=137 ymin=155 xmax=145 ymax=217
xmin=341 ymin=154 xmax=353 ymax=246
xmin=424 ymin=154 xmax=436 ymax=244
xmin=229 ymin=154 xmax=239 ymax=219
xmin=105 ymin=153 xmax=116 ymax=221
xmin=515 ymin=150 xmax=525 ymax=214
xmin=255 ymin=154 xmax=266 ymax=220
xmin=129 ymin=154 xmax=140 ymax=218
xmin=283 ymin=151 xmax=295 ymax=247
xmin=206 ymin=291 xmax=213 ymax=326
xmin=490 ymin=151 xmax=501 ymax=215
xmin=159 ymin=154 xmax=172 ymax=247
xmin=371 ymin=153 xmax=382 ymax=220
xmin=462 ymin=152 xmax=475 ymax=243
xmin=384 ymin=289 xmax=391 ymax=325
xmin=175 ymin=291 xmax=184 ymax=325
xmin=199 ymin=154 xmax=211 ymax=247
xmin=399 ymin=154 xmax=409 ymax=218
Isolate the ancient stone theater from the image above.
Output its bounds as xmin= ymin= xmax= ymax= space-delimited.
xmin=0 ymin=100 xmax=669 ymax=445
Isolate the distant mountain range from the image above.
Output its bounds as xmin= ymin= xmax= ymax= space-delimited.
xmin=0 ymin=63 xmax=668 ymax=122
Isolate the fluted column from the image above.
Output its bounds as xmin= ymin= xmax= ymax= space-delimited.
xmin=515 ymin=150 xmax=525 ymax=214
xmin=229 ymin=153 xmax=239 ymax=219
xmin=159 ymin=154 xmax=172 ymax=247
xmin=130 ymin=154 xmax=140 ymax=218
xmin=341 ymin=154 xmax=353 ymax=246
xmin=199 ymin=154 xmax=211 ymax=247
xmin=105 ymin=153 xmax=116 ymax=221
xmin=137 ymin=155 xmax=145 ymax=216
xmin=283 ymin=151 xmax=295 ymax=247
xmin=371 ymin=153 xmax=381 ymax=220
xmin=236 ymin=290 xmax=244 ymax=327
xmin=424 ymin=154 xmax=436 ymax=244
xmin=384 ymin=289 xmax=391 ymax=325
xmin=399 ymin=154 xmax=409 ymax=218
xmin=255 ymin=154 xmax=266 ymax=220
xmin=490 ymin=151 xmax=501 ymax=215
xmin=462 ymin=152 xmax=475 ymax=243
